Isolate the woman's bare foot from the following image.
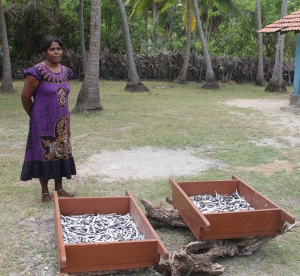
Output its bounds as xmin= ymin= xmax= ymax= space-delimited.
xmin=56 ymin=189 xmax=74 ymax=197
xmin=41 ymin=193 xmax=51 ymax=203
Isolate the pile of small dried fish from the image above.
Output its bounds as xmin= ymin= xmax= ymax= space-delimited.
xmin=190 ymin=190 xmax=255 ymax=213
xmin=60 ymin=213 xmax=145 ymax=244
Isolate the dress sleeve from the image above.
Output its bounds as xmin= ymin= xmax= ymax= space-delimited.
xmin=23 ymin=67 xmax=41 ymax=81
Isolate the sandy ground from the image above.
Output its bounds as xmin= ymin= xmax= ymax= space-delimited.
xmin=75 ymin=98 xmax=300 ymax=181
xmin=225 ymin=98 xmax=300 ymax=137
xmin=76 ymin=147 xmax=223 ymax=182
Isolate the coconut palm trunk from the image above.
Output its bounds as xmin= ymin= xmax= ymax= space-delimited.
xmin=255 ymin=0 xmax=265 ymax=86
xmin=265 ymin=0 xmax=288 ymax=92
xmin=174 ymin=0 xmax=192 ymax=84
xmin=192 ymin=0 xmax=219 ymax=89
xmin=116 ymin=0 xmax=149 ymax=92
xmin=144 ymin=12 xmax=148 ymax=54
xmin=72 ymin=0 xmax=102 ymax=112
xmin=152 ymin=2 xmax=157 ymax=54
xmin=79 ymin=0 xmax=88 ymax=78
xmin=168 ymin=5 xmax=175 ymax=43
xmin=0 ymin=0 xmax=14 ymax=93
xmin=53 ymin=0 xmax=60 ymax=35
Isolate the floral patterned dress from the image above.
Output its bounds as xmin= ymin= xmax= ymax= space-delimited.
xmin=21 ymin=63 xmax=76 ymax=181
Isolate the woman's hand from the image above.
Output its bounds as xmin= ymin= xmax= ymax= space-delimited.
xmin=21 ymin=75 xmax=39 ymax=117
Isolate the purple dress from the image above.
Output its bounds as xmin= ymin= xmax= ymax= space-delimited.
xmin=21 ymin=63 xmax=76 ymax=181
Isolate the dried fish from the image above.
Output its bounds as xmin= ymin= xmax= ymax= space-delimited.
xmin=190 ymin=191 xmax=254 ymax=213
xmin=61 ymin=213 xmax=145 ymax=244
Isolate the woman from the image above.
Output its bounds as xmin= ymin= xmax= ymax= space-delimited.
xmin=21 ymin=36 xmax=76 ymax=203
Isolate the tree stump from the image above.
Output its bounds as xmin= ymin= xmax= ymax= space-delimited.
xmin=124 ymin=82 xmax=150 ymax=92
xmin=265 ymin=79 xmax=287 ymax=92
xmin=139 ymin=197 xmax=299 ymax=275
xmin=202 ymin=80 xmax=220 ymax=90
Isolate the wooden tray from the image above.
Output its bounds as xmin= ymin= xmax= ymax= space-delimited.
xmin=170 ymin=175 xmax=295 ymax=240
xmin=54 ymin=191 xmax=169 ymax=273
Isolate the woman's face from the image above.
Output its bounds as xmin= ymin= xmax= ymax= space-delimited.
xmin=44 ymin=41 xmax=63 ymax=64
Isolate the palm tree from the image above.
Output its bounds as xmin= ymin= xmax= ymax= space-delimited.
xmin=127 ymin=0 xmax=178 ymax=53
xmin=73 ymin=0 xmax=102 ymax=112
xmin=192 ymin=0 xmax=219 ymax=89
xmin=265 ymin=0 xmax=288 ymax=92
xmin=0 ymin=0 xmax=15 ymax=93
xmin=79 ymin=0 xmax=88 ymax=78
xmin=53 ymin=0 xmax=60 ymax=35
xmin=168 ymin=4 xmax=176 ymax=43
xmin=127 ymin=0 xmax=160 ymax=53
xmin=199 ymin=0 xmax=243 ymax=43
xmin=174 ymin=0 xmax=193 ymax=84
xmin=255 ymin=0 xmax=265 ymax=86
xmin=116 ymin=0 xmax=149 ymax=92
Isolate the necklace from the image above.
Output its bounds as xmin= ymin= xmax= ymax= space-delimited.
xmin=45 ymin=60 xmax=60 ymax=73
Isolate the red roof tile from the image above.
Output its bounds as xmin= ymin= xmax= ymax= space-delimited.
xmin=258 ymin=9 xmax=300 ymax=33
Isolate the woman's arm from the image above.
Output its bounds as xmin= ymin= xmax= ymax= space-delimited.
xmin=21 ymin=75 xmax=40 ymax=117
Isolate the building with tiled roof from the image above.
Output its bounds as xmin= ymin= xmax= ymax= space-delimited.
xmin=259 ymin=9 xmax=300 ymax=104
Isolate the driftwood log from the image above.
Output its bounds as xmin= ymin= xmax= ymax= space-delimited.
xmin=139 ymin=197 xmax=300 ymax=276
xmin=139 ymin=197 xmax=187 ymax=229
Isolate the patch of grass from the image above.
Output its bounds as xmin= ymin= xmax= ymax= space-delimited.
xmin=0 ymin=80 xmax=299 ymax=275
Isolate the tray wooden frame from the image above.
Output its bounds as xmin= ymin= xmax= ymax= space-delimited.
xmin=169 ymin=175 xmax=295 ymax=240
xmin=54 ymin=191 xmax=168 ymax=273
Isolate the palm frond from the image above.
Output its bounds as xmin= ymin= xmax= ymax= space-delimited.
xmin=128 ymin=0 xmax=153 ymax=19
xmin=215 ymin=0 xmax=245 ymax=20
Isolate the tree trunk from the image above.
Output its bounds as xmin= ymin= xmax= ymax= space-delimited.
xmin=255 ymin=0 xmax=265 ymax=86
xmin=53 ymin=0 xmax=60 ymax=35
xmin=0 ymin=1 xmax=14 ymax=93
xmin=192 ymin=0 xmax=219 ymax=89
xmin=168 ymin=5 xmax=175 ymax=43
xmin=174 ymin=0 xmax=192 ymax=84
xmin=144 ymin=12 xmax=148 ymax=55
xmin=152 ymin=2 xmax=157 ymax=54
xmin=72 ymin=0 xmax=102 ymax=112
xmin=79 ymin=0 xmax=88 ymax=78
xmin=116 ymin=0 xmax=149 ymax=92
xmin=265 ymin=0 xmax=288 ymax=92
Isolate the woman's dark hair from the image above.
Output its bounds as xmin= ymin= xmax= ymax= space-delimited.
xmin=41 ymin=36 xmax=64 ymax=52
